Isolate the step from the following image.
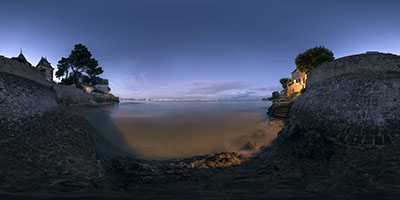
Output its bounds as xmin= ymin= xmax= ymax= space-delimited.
xmin=275 ymin=112 xmax=288 ymax=115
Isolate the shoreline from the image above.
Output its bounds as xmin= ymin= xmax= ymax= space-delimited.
xmin=70 ymin=100 xmax=279 ymax=160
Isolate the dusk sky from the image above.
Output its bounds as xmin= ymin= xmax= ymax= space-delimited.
xmin=1 ymin=0 xmax=399 ymax=98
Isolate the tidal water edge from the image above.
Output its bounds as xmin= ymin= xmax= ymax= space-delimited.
xmin=71 ymin=100 xmax=282 ymax=160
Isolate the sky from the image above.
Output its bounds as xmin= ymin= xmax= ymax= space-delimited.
xmin=0 ymin=0 xmax=400 ymax=99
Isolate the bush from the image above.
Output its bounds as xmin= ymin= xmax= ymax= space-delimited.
xmin=279 ymin=78 xmax=292 ymax=89
xmin=300 ymin=88 xmax=306 ymax=94
xmin=267 ymin=91 xmax=281 ymax=101
xmin=271 ymin=91 xmax=280 ymax=99
xmin=295 ymin=46 xmax=334 ymax=73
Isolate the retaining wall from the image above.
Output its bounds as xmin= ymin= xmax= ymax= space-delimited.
xmin=307 ymin=52 xmax=400 ymax=87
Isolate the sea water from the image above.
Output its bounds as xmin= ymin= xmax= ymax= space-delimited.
xmin=73 ymin=100 xmax=282 ymax=160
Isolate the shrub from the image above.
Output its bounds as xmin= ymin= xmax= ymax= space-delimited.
xmin=295 ymin=46 xmax=334 ymax=73
xmin=279 ymin=78 xmax=292 ymax=89
xmin=267 ymin=91 xmax=281 ymax=101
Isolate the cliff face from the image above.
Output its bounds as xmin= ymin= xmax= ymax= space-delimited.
xmin=274 ymin=53 xmax=400 ymax=160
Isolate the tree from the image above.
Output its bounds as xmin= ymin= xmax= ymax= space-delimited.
xmin=263 ymin=91 xmax=281 ymax=101
xmin=85 ymin=58 xmax=103 ymax=84
xmin=271 ymin=91 xmax=280 ymax=99
xmin=55 ymin=57 xmax=69 ymax=80
xmin=269 ymin=91 xmax=281 ymax=101
xmin=295 ymin=46 xmax=334 ymax=73
xmin=279 ymin=78 xmax=292 ymax=89
xmin=55 ymin=44 xmax=103 ymax=85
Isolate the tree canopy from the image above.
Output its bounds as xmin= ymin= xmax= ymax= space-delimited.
xmin=55 ymin=44 xmax=103 ymax=85
xmin=279 ymin=78 xmax=292 ymax=89
xmin=295 ymin=46 xmax=334 ymax=73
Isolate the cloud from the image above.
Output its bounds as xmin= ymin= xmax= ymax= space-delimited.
xmin=108 ymin=73 xmax=150 ymax=97
xmin=254 ymin=86 xmax=282 ymax=91
xmin=111 ymin=76 xmax=280 ymax=99
xmin=186 ymin=80 xmax=251 ymax=96
xmin=123 ymin=73 xmax=149 ymax=87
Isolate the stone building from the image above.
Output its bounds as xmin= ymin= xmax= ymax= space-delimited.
xmin=94 ymin=79 xmax=111 ymax=94
xmin=36 ymin=57 xmax=54 ymax=82
xmin=286 ymin=68 xmax=307 ymax=97
xmin=77 ymin=77 xmax=111 ymax=94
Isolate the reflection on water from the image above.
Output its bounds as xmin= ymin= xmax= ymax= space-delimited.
xmin=74 ymin=100 xmax=283 ymax=160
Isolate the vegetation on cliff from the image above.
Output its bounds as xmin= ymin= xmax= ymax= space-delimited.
xmin=55 ymin=44 xmax=104 ymax=85
xmin=279 ymin=78 xmax=291 ymax=89
xmin=263 ymin=91 xmax=280 ymax=101
xmin=295 ymin=46 xmax=334 ymax=73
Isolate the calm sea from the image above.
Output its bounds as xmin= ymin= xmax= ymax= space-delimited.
xmin=73 ymin=100 xmax=282 ymax=160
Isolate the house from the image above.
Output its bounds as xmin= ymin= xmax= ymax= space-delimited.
xmin=76 ymin=77 xmax=110 ymax=94
xmin=286 ymin=68 xmax=307 ymax=97
xmin=36 ymin=57 xmax=54 ymax=82
xmin=94 ymin=79 xmax=111 ymax=94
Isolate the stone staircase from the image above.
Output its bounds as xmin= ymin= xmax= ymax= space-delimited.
xmin=267 ymin=94 xmax=297 ymax=120
xmin=271 ymin=102 xmax=291 ymax=119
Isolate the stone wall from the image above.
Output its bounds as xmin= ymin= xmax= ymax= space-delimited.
xmin=0 ymin=55 xmax=119 ymax=106
xmin=286 ymin=82 xmax=304 ymax=97
xmin=0 ymin=56 xmax=52 ymax=86
xmin=288 ymin=70 xmax=400 ymax=149
xmin=54 ymin=84 xmax=96 ymax=105
xmin=55 ymin=84 xmax=119 ymax=105
xmin=306 ymin=52 xmax=400 ymax=87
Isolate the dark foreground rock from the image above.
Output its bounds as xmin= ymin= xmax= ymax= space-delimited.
xmin=0 ymin=109 xmax=108 ymax=193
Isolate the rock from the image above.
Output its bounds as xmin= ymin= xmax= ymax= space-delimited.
xmin=241 ymin=141 xmax=258 ymax=151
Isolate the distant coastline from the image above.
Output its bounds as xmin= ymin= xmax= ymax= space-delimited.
xmin=120 ymin=98 xmax=255 ymax=102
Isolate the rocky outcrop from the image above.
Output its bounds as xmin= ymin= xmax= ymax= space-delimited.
xmin=0 ymin=72 xmax=57 ymax=125
xmin=0 ymin=109 xmax=109 ymax=192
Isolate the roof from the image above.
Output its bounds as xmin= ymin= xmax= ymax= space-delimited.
xmin=11 ymin=52 xmax=31 ymax=65
xmin=36 ymin=57 xmax=54 ymax=69
xmin=96 ymin=78 xmax=109 ymax=85
xmin=17 ymin=52 xmax=28 ymax=63
xmin=292 ymin=68 xmax=298 ymax=73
